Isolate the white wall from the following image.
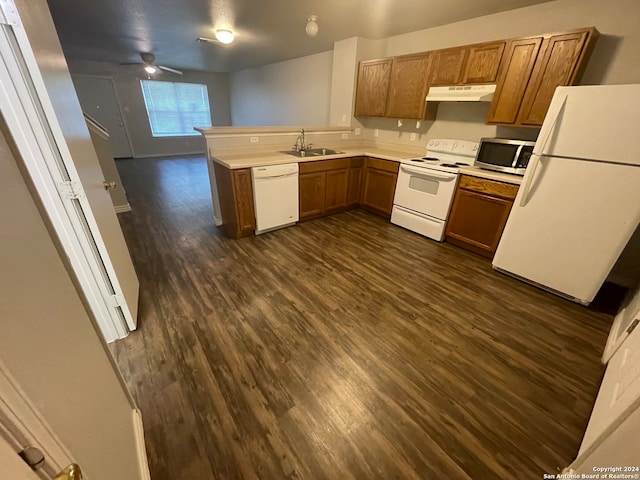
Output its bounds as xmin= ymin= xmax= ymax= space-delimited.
xmin=68 ymin=60 xmax=232 ymax=158
xmin=230 ymin=51 xmax=333 ymax=126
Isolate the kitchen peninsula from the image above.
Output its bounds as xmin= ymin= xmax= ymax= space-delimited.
xmin=196 ymin=126 xmax=522 ymax=244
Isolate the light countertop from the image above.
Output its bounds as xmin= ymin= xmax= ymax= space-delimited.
xmin=211 ymin=147 xmax=420 ymax=169
xmin=458 ymin=166 xmax=523 ymax=185
xmin=211 ymin=146 xmax=523 ymax=186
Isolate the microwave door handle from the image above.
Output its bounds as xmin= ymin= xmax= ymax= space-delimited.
xmin=512 ymin=145 xmax=524 ymax=168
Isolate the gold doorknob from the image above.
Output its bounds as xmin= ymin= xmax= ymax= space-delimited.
xmin=53 ymin=463 xmax=83 ymax=480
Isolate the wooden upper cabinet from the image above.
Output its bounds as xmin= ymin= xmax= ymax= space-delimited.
xmin=462 ymin=41 xmax=506 ymax=84
xmin=517 ymin=29 xmax=598 ymax=126
xmin=385 ymin=53 xmax=432 ymax=119
xmin=430 ymin=47 xmax=468 ymax=86
xmin=486 ymin=37 xmax=543 ymax=125
xmin=354 ymin=59 xmax=392 ymax=117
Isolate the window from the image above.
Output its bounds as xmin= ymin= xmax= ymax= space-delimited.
xmin=140 ymin=80 xmax=212 ymax=137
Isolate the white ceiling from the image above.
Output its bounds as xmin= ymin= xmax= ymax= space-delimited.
xmin=47 ymin=0 xmax=555 ymax=73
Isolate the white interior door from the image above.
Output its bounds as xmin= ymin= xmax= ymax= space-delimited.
xmin=576 ymin=320 xmax=640 ymax=456
xmin=602 ymin=285 xmax=640 ymax=363
xmin=0 ymin=1 xmax=139 ymax=337
xmin=72 ymin=75 xmax=133 ymax=158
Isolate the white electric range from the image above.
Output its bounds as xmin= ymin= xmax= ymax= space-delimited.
xmin=391 ymin=138 xmax=479 ymax=241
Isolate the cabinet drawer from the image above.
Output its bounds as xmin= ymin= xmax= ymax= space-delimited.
xmin=459 ymin=175 xmax=519 ymax=200
xmin=299 ymin=158 xmax=350 ymax=174
xmin=365 ymin=157 xmax=400 ymax=173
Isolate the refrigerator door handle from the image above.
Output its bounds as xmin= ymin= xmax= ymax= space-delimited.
xmin=534 ymin=92 xmax=568 ymax=157
xmin=519 ymin=154 xmax=540 ymax=207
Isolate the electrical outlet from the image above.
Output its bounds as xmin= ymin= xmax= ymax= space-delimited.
xmin=410 ymin=133 xmax=417 ymax=141
xmin=341 ymin=113 xmax=347 ymax=123
xmin=341 ymin=133 xmax=349 ymax=139
xmin=374 ymin=129 xmax=379 ymax=137
xmin=355 ymin=128 xmax=361 ymax=136
xmin=250 ymin=137 xmax=259 ymax=143
xmin=397 ymin=119 xmax=403 ymax=127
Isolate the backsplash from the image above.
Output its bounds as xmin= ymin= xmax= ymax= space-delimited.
xmin=356 ymin=102 xmax=540 ymax=148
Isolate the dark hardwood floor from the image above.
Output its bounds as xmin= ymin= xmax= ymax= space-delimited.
xmin=111 ymin=155 xmax=611 ymax=480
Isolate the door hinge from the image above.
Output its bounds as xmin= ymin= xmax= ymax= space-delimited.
xmin=0 ymin=0 xmax=19 ymax=25
xmin=18 ymin=446 xmax=45 ymax=471
xmin=626 ymin=318 xmax=639 ymax=334
xmin=107 ymin=294 xmax=125 ymax=308
xmin=57 ymin=181 xmax=85 ymax=200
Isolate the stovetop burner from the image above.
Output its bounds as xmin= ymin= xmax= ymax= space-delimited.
xmin=422 ymin=157 xmax=439 ymax=161
xmin=440 ymin=163 xmax=460 ymax=168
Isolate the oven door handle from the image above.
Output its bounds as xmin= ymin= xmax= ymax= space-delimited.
xmin=400 ymin=165 xmax=456 ymax=181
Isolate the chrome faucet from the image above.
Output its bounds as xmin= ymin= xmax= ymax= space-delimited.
xmin=293 ymin=128 xmax=312 ymax=152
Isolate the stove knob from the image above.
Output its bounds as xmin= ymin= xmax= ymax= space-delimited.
xmin=452 ymin=142 xmax=458 ymax=149
xmin=428 ymin=140 xmax=434 ymax=146
xmin=434 ymin=141 xmax=440 ymax=146
xmin=473 ymin=145 xmax=478 ymax=151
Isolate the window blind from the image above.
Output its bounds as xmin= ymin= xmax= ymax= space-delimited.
xmin=140 ymin=80 xmax=212 ymax=137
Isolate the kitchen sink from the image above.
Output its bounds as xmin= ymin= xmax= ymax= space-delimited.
xmin=279 ymin=148 xmax=345 ymax=158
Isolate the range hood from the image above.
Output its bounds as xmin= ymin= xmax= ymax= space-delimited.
xmin=426 ymin=85 xmax=496 ymax=102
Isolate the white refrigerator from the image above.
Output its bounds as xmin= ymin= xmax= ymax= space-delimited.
xmin=492 ymin=85 xmax=640 ymax=305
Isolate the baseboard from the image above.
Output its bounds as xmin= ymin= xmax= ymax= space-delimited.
xmin=133 ymin=408 xmax=152 ymax=480
xmin=115 ymin=203 xmax=132 ymax=214
xmin=133 ymin=151 xmax=206 ymax=159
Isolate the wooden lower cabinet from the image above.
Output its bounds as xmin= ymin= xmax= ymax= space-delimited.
xmin=214 ymin=163 xmax=256 ymax=239
xmin=299 ymin=157 xmax=361 ymax=221
xmin=299 ymin=171 xmax=326 ymax=219
xmin=360 ymin=158 xmax=399 ymax=218
xmin=445 ymin=175 xmax=519 ymax=258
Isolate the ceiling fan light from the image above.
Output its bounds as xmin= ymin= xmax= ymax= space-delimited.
xmin=306 ymin=15 xmax=318 ymax=37
xmin=144 ymin=65 xmax=157 ymax=74
xmin=215 ymin=29 xmax=235 ymax=44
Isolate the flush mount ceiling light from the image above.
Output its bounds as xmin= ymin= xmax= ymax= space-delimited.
xmin=214 ymin=29 xmax=235 ymax=44
xmin=305 ymin=15 xmax=318 ymax=37
xmin=144 ymin=65 xmax=157 ymax=74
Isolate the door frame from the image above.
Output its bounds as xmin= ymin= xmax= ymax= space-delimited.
xmin=0 ymin=361 xmax=74 ymax=479
xmin=0 ymin=359 xmax=151 ymax=480
xmin=71 ymin=73 xmax=135 ymax=158
xmin=0 ymin=9 xmax=134 ymax=339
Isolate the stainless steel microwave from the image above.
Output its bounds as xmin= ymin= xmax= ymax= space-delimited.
xmin=474 ymin=138 xmax=536 ymax=176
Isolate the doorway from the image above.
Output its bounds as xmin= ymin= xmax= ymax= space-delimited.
xmin=72 ymin=75 xmax=133 ymax=158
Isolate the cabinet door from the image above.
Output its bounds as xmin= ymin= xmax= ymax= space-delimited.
xmin=299 ymin=172 xmax=326 ymax=220
xmin=430 ymin=47 xmax=468 ymax=86
xmin=445 ymin=188 xmax=514 ymax=258
xmin=386 ymin=53 xmax=432 ymax=119
xmin=346 ymin=160 xmax=364 ymax=207
xmin=360 ymin=159 xmax=399 ymax=218
xmin=486 ymin=37 xmax=543 ymax=125
xmin=354 ymin=59 xmax=392 ymax=117
xmin=232 ymin=169 xmax=256 ymax=237
xmin=517 ymin=30 xmax=592 ymax=126
xmin=325 ymin=169 xmax=349 ymax=212
xmin=462 ymin=41 xmax=506 ymax=84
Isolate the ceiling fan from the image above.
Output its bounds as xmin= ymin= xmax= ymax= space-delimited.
xmin=121 ymin=52 xmax=183 ymax=75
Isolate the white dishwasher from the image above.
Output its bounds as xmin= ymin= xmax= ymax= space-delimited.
xmin=251 ymin=163 xmax=299 ymax=235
